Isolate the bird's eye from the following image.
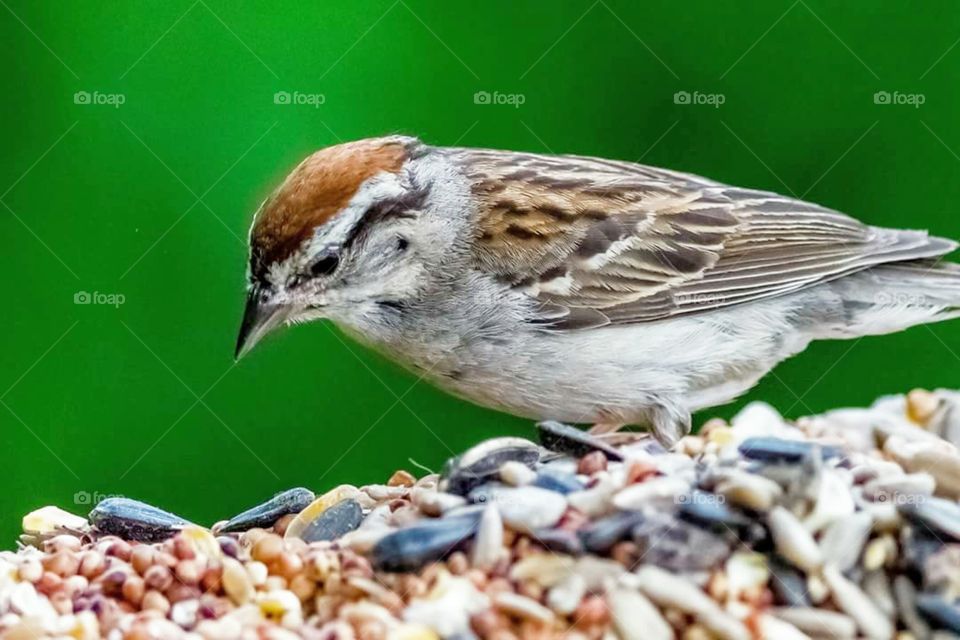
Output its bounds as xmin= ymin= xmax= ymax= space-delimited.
xmin=309 ymin=251 xmax=340 ymax=277
xmin=396 ymin=236 xmax=409 ymax=252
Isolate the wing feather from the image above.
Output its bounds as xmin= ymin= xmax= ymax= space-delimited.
xmin=448 ymin=147 xmax=956 ymax=329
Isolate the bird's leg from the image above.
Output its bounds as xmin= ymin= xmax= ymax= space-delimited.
xmin=647 ymin=401 xmax=692 ymax=448
xmin=587 ymin=421 xmax=625 ymax=436
xmin=587 ymin=420 xmax=650 ymax=447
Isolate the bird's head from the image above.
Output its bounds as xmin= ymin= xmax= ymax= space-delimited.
xmin=235 ymin=135 xmax=464 ymax=359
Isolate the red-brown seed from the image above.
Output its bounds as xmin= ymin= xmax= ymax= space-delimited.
xmin=447 ymin=552 xmax=469 ymax=575
xmin=166 ymin=583 xmax=201 ymax=604
xmin=18 ymin=559 xmax=42 ymax=583
xmin=78 ymin=550 xmax=105 ymax=579
xmin=44 ymin=534 xmax=82 ymax=553
xmin=43 ymin=550 xmax=80 ymax=577
xmin=130 ymin=545 xmax=155 ymax=575
xmin=577 ymin=451 xmax=608 ymax=475
xmin=143 ymin=565 xmax=173 ymax=592
xmin=611 ymin=541 xmax=639 ymax=568
xmin=573 ymin=595 xmax=609 ymax=627
xmin=122 ymin=575 xmax=145 ymax=606
xmin=62 ymin=574 xmax=88 ymax=596
xmin=471 ymin=609 xmax=505 ymax=638
xmin=626 ymin=460 xmax=658 ymax=485
xmin=141 ymin=589 xmax=170 ymax=615
xmin=273 ymin=514 xmax=296 ymax=537
xmin=175 ymin=559 xmax=201 ymax=586
xmin=388 ymin=470 xmax=416 ymax=487
xmin=173 ymin=536 xmax=196 ymax=561
xmin=106 ymin=540 xmax=132 ymax=562
xmin=49 ymin=591 xmax=73 ymax=615
xmin=156 ymin=551 xmax=179 ymax=569
xmin=201 ymin=565 xmax=222 ymax=592
xmin=251 ymin=533 xmax=284 ymax=564
xmin=36 ymin=571 xmax=62 ymax=595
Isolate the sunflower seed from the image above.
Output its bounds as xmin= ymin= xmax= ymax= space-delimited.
xmin=739 ymin=437 xmax=840 ymax=464
xmin=440 ymin=437 xmax=540 ymax=496
xmin=372 ymin=512 xmax=481 ymax=572
xmin=296 ymin=499 xmax=363 ymax=543
xmin=916 ymin=593 xmax=960 ymax=634
xmin=536 ymin=420 xmax=624 ymax=460
xmin=88 ymin=498 xmax=190 ymax=543
xmin=216 ymin=488 xmax=315 ymax=533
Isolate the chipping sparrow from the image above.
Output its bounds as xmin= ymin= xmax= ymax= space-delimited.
xmin=235 ymin=135 xmax=960 ymax=444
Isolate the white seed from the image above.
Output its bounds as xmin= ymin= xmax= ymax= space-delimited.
xmin=403 ymin=574 xmax=489 ymax=638
xmin=714 ymin=471 xmax=783 ymax=512
xmin=170 ymin=598 xmax=200 ymax=628
xmin=483 ymin=486 xmax=567 ymax=533
xmin=493 ymin=592 xmax=555 ymax=623
xmin=633 ymin=565 xmax=750 ymax=640
xmin=755 ymin=614 xmax=814 ymax=640
xmin=819 ymin=511 xmax=873 ymax=572
xmin=499 ymin=461 xmax=536 ymax=486
xmin=893 ymin=575 xmax=930 ymax=640
xmin=612 ymin=476 xmax=690 ymax=511
xmin=222 ymin=558 xmax=254 ymax=606
xmin=803 ymin=470 xmax=854 ymax=533
xmin=905 ymin=448 xmax=960 ymax=498
xmin=606 ymin=586 xmax=672 ymax=640
xmin=823 ymin=564 xmax=894 ymax=640
xmin=510 ymin=554 xmax=575 ymax=588
xmin=770 ymin=607 xmax=857 ymax=639
xmin=724 ymin=553 xmax=769 ymax=601
xmin=861 ymin=570 xmax=895 ymax=620
xmin=470 ymin=505 xmax=504 ymax=570
xmin=769 ymin=507 xmax=823 ymax=572
xmin=547 ymin=574 xmax=586 ymax=615
xmin=864 ymin=472 xmax=936 ymax=500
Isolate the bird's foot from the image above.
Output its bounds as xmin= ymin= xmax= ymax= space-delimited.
xmin=588 ymin=422 xmax=650 ymax=447
xmin=587 ymin=421 xmax=625 ymax=436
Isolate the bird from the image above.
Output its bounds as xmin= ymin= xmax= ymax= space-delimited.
xmin=235 ymin=135 xmax=960 ymax=444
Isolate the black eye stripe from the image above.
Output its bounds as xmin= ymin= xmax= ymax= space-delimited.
xmin=342 ymin=184 xmax=430 ymax=250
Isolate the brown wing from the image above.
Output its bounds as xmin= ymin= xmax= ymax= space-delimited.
xmin=447 ymin=147 xmax=956 ymax=329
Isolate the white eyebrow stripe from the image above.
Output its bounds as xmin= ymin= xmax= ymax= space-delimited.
xmin=306 ymin=172 xmax=405 ymax=251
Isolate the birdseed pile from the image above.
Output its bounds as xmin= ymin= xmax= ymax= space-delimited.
xmin=3 ymin=390 xmax=960 ymax=640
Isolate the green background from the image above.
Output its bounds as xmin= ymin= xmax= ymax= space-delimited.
xmin=3 ymin=0 xmax=959 ymax=544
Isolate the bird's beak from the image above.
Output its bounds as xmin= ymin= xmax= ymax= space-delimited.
xmin=234 ymin=288 xmax=290 ymax=360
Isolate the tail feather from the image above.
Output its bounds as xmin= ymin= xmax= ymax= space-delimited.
xmin=820 ymin=258 xmax=960 ymax=337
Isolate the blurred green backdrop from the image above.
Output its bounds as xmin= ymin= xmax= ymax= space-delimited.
xmin=3 ymin=0 xmax=960 ymax=543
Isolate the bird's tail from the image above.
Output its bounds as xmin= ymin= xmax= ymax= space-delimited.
xmin=818 ymin=259 xmax=960 ymax=338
